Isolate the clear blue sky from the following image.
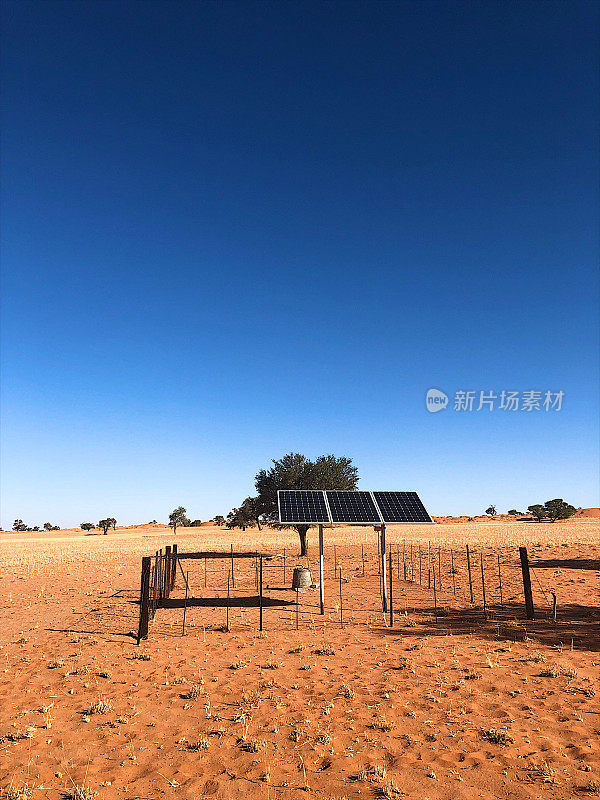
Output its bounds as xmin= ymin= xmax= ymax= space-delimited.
xmin=1 ymin=0 xmax=598 ymax=528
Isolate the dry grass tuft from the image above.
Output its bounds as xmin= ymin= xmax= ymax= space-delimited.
xmin=314 ymin=645 xmax=336 ymax=656
xmin=188 ymin=736 xmax=209 ymax=752
xmin=182 ymin=683 xmax=204 ymax=700
xmin=340 ymin=684 xmax=355 ymax=700
xmin=87 ymin=697 xmax=113 ymax=715
xmin=67 ymin=786 xmax=97 ymax=800
xmin=131 ymin=651 xmax=151 ymax=661
xmin=481 ymin=728 xmax=514 ymax=746
xmin=370 ymin=719 xmax=394 ymax=732
xmin=242 ymin=738 xmax=266 ymax=752
xmin=1 ymin=785 xmax=34 ymax=800
xmin=580 ymin=781 xmax=600 ymax=795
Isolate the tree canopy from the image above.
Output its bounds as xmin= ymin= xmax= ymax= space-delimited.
xmin=254 ymin=452 xmax=359 ymax=555
xmin=169 ymin=506 xmax=188 ymax=533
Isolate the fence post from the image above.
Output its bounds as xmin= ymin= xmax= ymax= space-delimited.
xmin=339 ymin=568 xmax=343 ymax=628
xmin=438 ymin=546 xmax=442 ymax=590
xmin=231 ymin=544 xmax=235 ymax=589
xmin=403 ymin=540 xmax=406 ymax=581
xmin=171 ymin=543 xmax=178 ymax=590
xmin=389 ymin=548 xmax=394 ymax=627
xmin=381 ymin=524 xmax=388 ymax=613
xmin=259 ymin=555 xmax=263 ymax=631
xmin=519 ymin=546 xmax=535 ymax=620
xmin=450 ymin=549 xmax=456 ymax=597
xmin=466 ymin=544 xmax=474 ymax=603
xmin=164 ymin=546 xmax=172 ymax=598
xmin=480 ymin=553 xmax=487 ymax=621
xmin=319 ymin=525 xmax=325 ymax=615
xmin=497 ymin=554 xmax=503 ymax=605
xmin=137 ymin=556 xmax=151 ymax=644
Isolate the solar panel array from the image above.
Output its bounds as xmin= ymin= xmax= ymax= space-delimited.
xmin=278 ymin=490 xmax=432 ymax=524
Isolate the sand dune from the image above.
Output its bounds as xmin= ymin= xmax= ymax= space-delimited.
xmin=1 ymin=521 xmax=599 ymax=799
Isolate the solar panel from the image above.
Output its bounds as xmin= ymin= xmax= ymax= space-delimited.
xmin=325 ymin=490 xmax=381 ymax=523
xmin=373 ymin=491 xmax=433 ymax=523
xmin=278 ymin=490 xmax=330 ymax=523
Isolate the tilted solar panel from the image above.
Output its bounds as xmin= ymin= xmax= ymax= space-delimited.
xmin=278 ymin=490 xmax=330 ymax=523
xmin=325 ymin=490 xmax=381 ymax=523
xmin=373 ymin=491 xmax=433 ymax=523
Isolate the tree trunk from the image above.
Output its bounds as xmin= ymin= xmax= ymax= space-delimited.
xmin=298 ymin=526 xmax=309 ymax=556
xmin=256 ymin=518 xmax=262 ymax=531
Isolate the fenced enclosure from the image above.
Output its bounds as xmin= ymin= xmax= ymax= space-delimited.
xmin=136 ymin=537 xmax=570 ymax=645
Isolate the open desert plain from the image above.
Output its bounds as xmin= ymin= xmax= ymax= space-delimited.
xmin=1 ymin=517 xmax=599 ymax=800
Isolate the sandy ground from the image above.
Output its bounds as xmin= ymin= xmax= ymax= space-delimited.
xmin=1 ymin=520 xmax=599 ymax=800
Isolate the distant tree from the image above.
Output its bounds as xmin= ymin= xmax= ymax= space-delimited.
xmin=544 ymin=498 xmax=576 ymax=523
xmin=31 ymin=526 xmax=40 ymax=531
xmin=190 ymin=519 xmax=203 ymax=527
xmin=52 ymin=525 xmax=60 ymax=530
xmin=226 ymin=507 xmax=247 ymax=530
xmin=107 ymin=517 xmax=117 ymax=530
xmin=98 ymin=519 xmax=112 ymax=535
xmin=240 ymin=496 xmax=263 ymax=530
xmin=43 ymin=522 xmax=54 ymax=531
xmin=485 ymin=505 xmax=497 ymax=517
xmin=528 ymin=504 xmax=546 ymax=522
xmin=148 ymin=520 xmax=157 ymax=524
xmin=169 ymin=506 xmax=187 ymax=535
xmin=213 ymin=515 xmax=226 ymax=527
xmin=81 ymin=522 xmax=95 ymax=532
xmin=255 ymin=452 xmax=359 ymax=556
xmin=12 ymin=519 xmax=27 ymax=531
xmin=507 ymin=509 xmax=519 ymax=516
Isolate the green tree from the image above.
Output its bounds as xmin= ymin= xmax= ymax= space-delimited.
xmin=528 ymin=504 xmax=546 ymax=522
xmin=507 ymin=509 xmax=519 ymax=516
xmin=485 ymin=505 xmax=497 ymax=517
xmin=169 ymin=506 xmax=187 ymax=535
xmin=544 ymin=498 xmax=576 ymax=522
xmin=43 ymin=522 xmax=54 ymax=531
xmin=12 ymin=519 xmax=27 ymax=531
xmin=107 ymin=517 xmax=117 ymax=530
xmin=98 ymin=519 xmax=112 ymax=535
xmin=240 ymin=496 xmax=263 ymax=530
xmin=81 ymin=522 xmax=95 ymax=532
xmin=254 ymin=452 xmax=359 ymax=555
xmin=213 ymin=515 xmax=226 ymax=526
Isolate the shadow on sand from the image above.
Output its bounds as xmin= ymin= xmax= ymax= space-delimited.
xmin=376 ymin=601 xmax=600 ymax=651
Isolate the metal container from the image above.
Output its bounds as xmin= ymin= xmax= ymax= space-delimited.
xmin=292 ymin=566 xmax=312 ymax=590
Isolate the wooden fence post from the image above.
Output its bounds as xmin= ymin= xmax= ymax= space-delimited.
xmin=164 ymin=546 xmax=171 ymax=598
xmin=450 ymin=549 xmax=456 ymax=597
xmin=231 ymin=544 xmax=235 ymax=588
xmin=137 ymin=556 xmax=151 ymax=644
xmin=438 ymin=546 xmax=442 ymax=590
xmin=466 ymin=544 xmax=474 ymax=603
xmin=171 ymin=543 xmax=178 ymax=590
xmin=519 ymin=546 xmax=535 ymax=620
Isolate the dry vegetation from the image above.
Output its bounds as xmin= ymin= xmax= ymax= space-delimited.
xmin=1 ymin=520 xmax=599 ymax=799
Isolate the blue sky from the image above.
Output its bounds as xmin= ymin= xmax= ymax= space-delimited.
xmin=1 ymin=0 xmax=598 ymax=527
